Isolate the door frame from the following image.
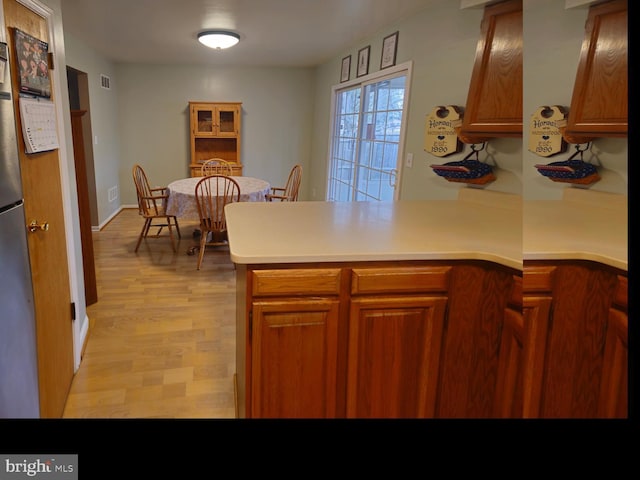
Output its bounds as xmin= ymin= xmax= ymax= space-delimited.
xmin=3 ymin=0 xmax=86 ymax=370
xmin=325 ymin=60 xmax=413 ymax=201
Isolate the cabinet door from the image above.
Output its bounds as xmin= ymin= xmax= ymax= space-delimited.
xmin=527 ymin=262 xmax=619 ymax=418
xmin=215 ymin=104 xmax=240 ymax=137
xmin=494 ymin=275 xmax=524 ymax=418
xmin=495 ymin=273 xmax=553 ymax=419
xmin=598 ymin=275 xmax=627 ymax=418
xmin=459 ymin=0 xmax=522 ymax=141
xmin=346 ymin=295 xmax=447 ymax=418
xmin=191 ymin=104 xmax=217 ymax=136
xmin=514 ymin=296 xmax=552 ymax=418
xmin=563 ymin=0 xmax=627 ymax=141
xmin=251 ymin=298 xmax=340 ymax=418
xmin=190 ymin=103 xmax=240 ymax=137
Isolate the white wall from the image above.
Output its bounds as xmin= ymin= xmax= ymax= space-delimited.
xmin=63 ymin=41 xmax=314 ymax=216
xmin=114 ymin=64 xmax=314 ymax=206
xmin=311 ymin=0 xmax=522 ymax=201
xmin=63 ymin=31 xmax=122 ymax=224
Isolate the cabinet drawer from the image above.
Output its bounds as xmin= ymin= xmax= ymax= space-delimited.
xmin=251 ymin=269 xmax=342 ymax=296
xmin=351 ymin=266 xmax=451 ymax=295
xmin=523 ymin=266 xmax=555 ymax=293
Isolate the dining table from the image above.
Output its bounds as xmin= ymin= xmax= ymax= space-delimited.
xmin=165 ymin=175 xmax=271 ymax=255
xmin=166 ymin=175 xmax=271 ymax=221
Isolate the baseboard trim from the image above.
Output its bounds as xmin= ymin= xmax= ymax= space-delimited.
xmin=93 ymin=205 xmax=138 ymax=231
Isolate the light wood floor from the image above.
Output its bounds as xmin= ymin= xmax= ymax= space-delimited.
xmin=62 ymin=208 xmax=237 ymax=418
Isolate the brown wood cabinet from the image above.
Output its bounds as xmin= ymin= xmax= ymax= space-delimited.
xmin=458 ymin=0 xmax=522 ymax=143
xmin=236 ymin=261 xmax=520 ymax=418
xmin=562 ymin=0 xmax=628 ymax=143
xmin=188 ymin=101 xmax=243 ymax=177
xmin=248 ymin=268 xmax=342 ymax=418
xmin=347 ymin=267 xmax=449 ymax=418
xmin=522 ymin=261 xmax=628 ymax=418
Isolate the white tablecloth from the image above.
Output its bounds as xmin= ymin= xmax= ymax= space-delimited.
xmin=166 ymin=176 xmax=271 ymax=220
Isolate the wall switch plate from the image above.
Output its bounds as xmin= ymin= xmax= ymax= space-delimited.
xmin=405 ymin=152 xmax=413 ymax=168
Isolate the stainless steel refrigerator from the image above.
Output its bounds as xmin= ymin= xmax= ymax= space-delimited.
xmin=0 ymin=41 xmax=40 ymax=418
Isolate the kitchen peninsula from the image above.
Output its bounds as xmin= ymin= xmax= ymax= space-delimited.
xmin=226 ymin=189 xmax=523 ymax=418
xmin=227 ymin=188 xmax=628 ymax=418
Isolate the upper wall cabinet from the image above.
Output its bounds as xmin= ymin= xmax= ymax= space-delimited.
xmin=458 ymin=0 xmax=522 ymax=143
xmin=562 ymin=0 xmax=627 ymax=143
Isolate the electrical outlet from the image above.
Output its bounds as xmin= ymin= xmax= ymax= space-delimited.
xmin=405 ymin=152 xmax=413 ymax=168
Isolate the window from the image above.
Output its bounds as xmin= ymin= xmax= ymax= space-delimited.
xmin=326 ymin=65 xmax=410 ymax=202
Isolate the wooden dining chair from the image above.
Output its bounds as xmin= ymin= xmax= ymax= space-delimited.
xmin=201 ymin=158 xmax=233 ymax=177
xmin=194 ymin=174 xmax=241 ymax=270
xmin=132 ymin=164 xmax=181 ymax=252
xmin=266 ymin=164 xmax=302 ymax=202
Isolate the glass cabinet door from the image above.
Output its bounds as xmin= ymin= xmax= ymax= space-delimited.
xmin=216 ymin=105 xmax=239 ymax=136
xmin=194 ymin=106 xmax=215 ymax=135
xmin=192 ymin=104 xmax=239 ymax=137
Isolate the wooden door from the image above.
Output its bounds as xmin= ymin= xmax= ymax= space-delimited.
xmin=70 ymin=109 xmax=97 ymax=306
xmin=251 ymin=298 xmax=340 ymax=418
xmin=3 ymin=0 xmax=75 ymax=418
xmin=346 ymin=296 xmax=447 ymax=418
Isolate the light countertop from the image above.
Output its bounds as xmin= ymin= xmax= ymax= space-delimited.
xmin=225 ymin=189 xmax=522 ymax=270
xmin=225 ymin=188 xmax=627 ymax=273
xmin=523 ymin=189 xmax=628 ymax=271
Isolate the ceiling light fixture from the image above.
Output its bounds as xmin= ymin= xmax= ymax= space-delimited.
xmin=197 ymin=30 xmax=240 ymax=50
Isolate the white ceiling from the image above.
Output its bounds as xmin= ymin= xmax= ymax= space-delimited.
xmin=58 ymin=0 xmax=437 ymax=67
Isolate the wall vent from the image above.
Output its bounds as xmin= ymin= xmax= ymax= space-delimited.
xmin=108 ymin=185 xmax=118 ymax=202
xmin=100 ymin=74 xmax=111 ymax=90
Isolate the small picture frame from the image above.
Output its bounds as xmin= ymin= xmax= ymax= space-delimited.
xmin=380 ymin=31 xmax=399 ymax=69
xmin=340 ymin=55 xmax=351 ymax=83
xmin=357 ymin=46 xmax=370 ymax=77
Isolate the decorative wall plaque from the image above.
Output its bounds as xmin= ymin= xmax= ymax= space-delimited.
xmin=528 ymin=105 xmax=567 ymax=157
xmin=424 ymin=105 xmax=462 ymax=157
